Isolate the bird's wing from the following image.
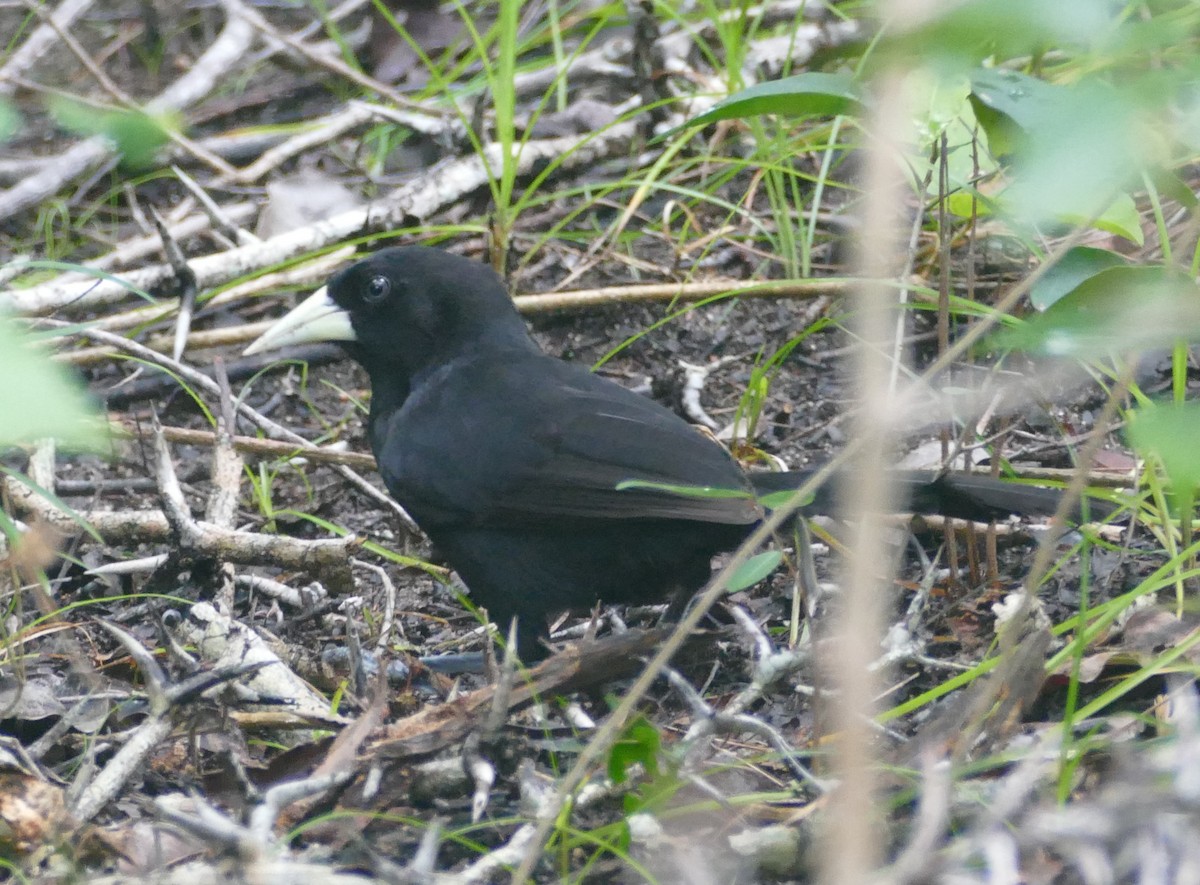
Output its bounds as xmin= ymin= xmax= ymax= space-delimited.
xmin=374 ymin=354 xmax=761 ymax=527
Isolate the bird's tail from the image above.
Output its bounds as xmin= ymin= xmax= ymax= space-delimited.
xmin=747 ymin=469 xmax=1116 ymax=524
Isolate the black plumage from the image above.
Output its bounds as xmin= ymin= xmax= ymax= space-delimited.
xmin=248 ymin=246 xmax=1088 ymax=658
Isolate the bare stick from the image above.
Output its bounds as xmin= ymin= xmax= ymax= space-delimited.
xmin=4 ymin=121 xmax=640 ymax=314
xmin=0 ymin=0 xmax=255 ymax=217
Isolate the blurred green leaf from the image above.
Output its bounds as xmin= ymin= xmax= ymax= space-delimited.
xmin=944 ymin=188 xmax=1000 ymax=221
xmin=0 ymin=101 xmax=18 ymax=141
xmin=683 ymin=72 xmax=862 ymax=129
xmin=1029 ymin=246 xmax=1128 ymax=311
xmin=49 ymin=97 xmax=176 ymax=170
xmin=933 ymin=72 xmax=1143 ymax=242
xmin=972 ymin=73 xmax=1145 ymax=229
xmin=946 ymin=178 xmax=1140 ymax=245
xmin=913 ymin=74 xmax=1002 ymax=219
xmin=0 ymin=317 xmax=105 ymax=449
xmin=1148 ymin=168 xmax=1199 ymax=212
xmin=895 ymin=0 xmax=1117 ymax=69
xmin=984 ymin=76 xmax=1142 ymax=229
xmin=995 ymin=265 xmax=1200 ymax=356
xmin=756 ymin=488 xmax=815 ymax=511
xmin=726 ymin=550 xmax=784 ymax=594
xmin=1127 ymin=402 xmax=1200 ymax=510
xmin=608 ymin=714 xmax=660 ymax=785
xmin=1059 ymin=192 xmax=1143 ymax=246
xmin=969 ymin=67 xmax=1062 ymax=158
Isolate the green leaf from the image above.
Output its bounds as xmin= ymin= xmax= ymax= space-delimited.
xmin=756 ymin=488 xmax=815 ymax=511
xmin=683 ymin=72 xmax=862 ymax=129
xmin=1147 ymin=168 xmax=1199 ymax=212
xmin=944 ymin=188 xmax=1000 ymax=221
xmin=1127 ymin=402 xmax=1200 ymax=509
xmin=968 ymin=68 xmax=1063 ymax=158
xmin=994 ymin=265 xmax=1200 ymax=357
xmin=0 ymin=101 xmax=18 ymax=142
xmin=615 ymin=479 xmax=754 ymax=501
xmin=1029 ymin=246 xmax=1128 ymax=311
xmin=49 ymin=97 xmax=176 ymax=170
xmin=945 ymin=71 xmax=1143 ymax=241
xmin=0 ymin=316 xmax=105 ymax=449
xmin=608 ymin=715 xmax=661 ymax=785
xmin=1059 ymin=192 xmax=1143 ymax=246
xmin=973 ymin=74 xmax=1144 ymax=230
xmin=965 ymin=67 xmax=1159 ymax=239
xmin=726 ymin=550 xmax=784 ymax=594
xmin=895 ymin=0 xmax=1116 ymax=69
xmin=892 ymin=71 xmax=1002 ymax=227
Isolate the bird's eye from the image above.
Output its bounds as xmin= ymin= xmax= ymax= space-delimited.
xmin=364 ymin=275 xmax=391 ymax=303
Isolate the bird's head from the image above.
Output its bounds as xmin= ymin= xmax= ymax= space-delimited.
xmin=245 ymin=246 xmax=534 ymax=381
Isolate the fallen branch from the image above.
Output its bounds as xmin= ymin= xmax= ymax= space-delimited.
xmin=370 ymin=629 xmax=681 ymax=760
xmin=4 ymin=121 xmax=640 ymax=314
xmin=0 ymin=0 xmax=256 ymax=218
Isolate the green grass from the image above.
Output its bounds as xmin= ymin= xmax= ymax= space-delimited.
xmin=5 ymin=0 xmax=1200 ymax=879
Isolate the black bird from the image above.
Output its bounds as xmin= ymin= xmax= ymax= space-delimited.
xmin=247 ymin=247 xmax=1092 ymax=659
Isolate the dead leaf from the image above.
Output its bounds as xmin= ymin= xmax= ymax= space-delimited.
xmin=0 ymin=772 xmax=68 ymax=855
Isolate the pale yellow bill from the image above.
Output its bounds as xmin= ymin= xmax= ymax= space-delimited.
xmin=243 ymin=287 xmax=356 ymax=355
